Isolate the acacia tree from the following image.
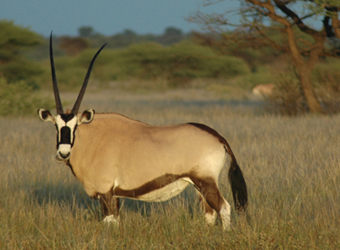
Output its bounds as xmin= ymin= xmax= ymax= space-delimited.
xmin=191 ymin=0 xmax=340 ymax=113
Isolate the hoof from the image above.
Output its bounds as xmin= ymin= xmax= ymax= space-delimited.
xmin=103 ymin=215 xmax=120 ymax=226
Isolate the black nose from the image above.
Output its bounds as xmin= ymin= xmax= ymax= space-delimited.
xmin=59 ymin=152 xmax=70 ymax=159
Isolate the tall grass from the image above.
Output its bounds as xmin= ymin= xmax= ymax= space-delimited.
xmin=0 ymin=92 xmax=339 ymax=249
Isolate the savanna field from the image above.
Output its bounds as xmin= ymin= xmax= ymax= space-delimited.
xmin=0 ymin=88 xmax=339 ymax=249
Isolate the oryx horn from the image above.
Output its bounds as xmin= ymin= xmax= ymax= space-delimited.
xmin=71 ymin=43 xmax=107 ymax=115
xmin=50 ymin=31 xmax=64 ymax=114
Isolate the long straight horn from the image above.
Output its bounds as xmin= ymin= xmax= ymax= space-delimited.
xmin=49 ymin=31 xmax=64 ymax=114
xmin=71 ymin=43 xmax=107 ymax=115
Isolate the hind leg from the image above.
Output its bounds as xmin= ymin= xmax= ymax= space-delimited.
xmin=197 ymin=190 xmax=217 ymax=225
xmin=98 ymin=192 xmax=120 ymax=225
xmin=218 ymin=198 xmax=231 ymax=231
xmin=193 ymin=177 xmax=231 ymax=231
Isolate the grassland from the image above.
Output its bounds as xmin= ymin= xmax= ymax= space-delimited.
xmin=0 ymin=89 xmax=339 ymax=249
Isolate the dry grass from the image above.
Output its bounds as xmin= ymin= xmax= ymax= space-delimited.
xmin=0 ymin=90 xmax=339 ymax=249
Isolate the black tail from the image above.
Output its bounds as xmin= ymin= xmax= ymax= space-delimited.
xmin=224 ymin=145 xmax=248 ymax=212
xmin=185 ymin=122 xmax=248 ymax=212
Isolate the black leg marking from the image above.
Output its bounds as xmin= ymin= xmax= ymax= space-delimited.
xmin=191 ymin=178 xmax=224 ymax=212
xmin=98 ymin=192 xmax=120 ymax=218
xmin=191 ymin=177 xmax=224 ymax=212
xmin=197 ymin=191 xmax=217 ymax=225
xmin=191 ymin=176 xmax=231 ymax=230
xmin=198 ymin=191 xmax=215 ymax=215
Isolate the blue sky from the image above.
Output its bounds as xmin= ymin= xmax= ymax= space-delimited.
xmin=1 ymin=0 xmax=240 ymax=37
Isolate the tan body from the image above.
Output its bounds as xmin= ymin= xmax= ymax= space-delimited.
xmin=70 ymin=113 xmax=226 ymax=199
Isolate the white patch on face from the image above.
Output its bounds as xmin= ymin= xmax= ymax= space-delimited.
xmin=57 ymin=144 xmax=71 ymax=160
xmin=54 ymin=115 xmax=78 ymax=160
xmin=55 ymin=115 xmax=78 ymax=144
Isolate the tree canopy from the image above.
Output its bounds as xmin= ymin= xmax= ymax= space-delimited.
xmin=190 ymin=0 xmax=340 ymax=114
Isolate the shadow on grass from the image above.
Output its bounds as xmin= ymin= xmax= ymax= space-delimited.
xmin=31 ymin=179 xmax=199 ymax=221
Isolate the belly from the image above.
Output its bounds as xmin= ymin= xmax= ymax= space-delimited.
xmin=114 ymin=178 xmax=192 ymax=202
xmin=138 ymin=178 xmax=190 ymax=202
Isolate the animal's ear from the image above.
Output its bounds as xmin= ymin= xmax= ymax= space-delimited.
xmin=78 ymin=109 xmax=95 ymax=125
xmin=38 ymin=109 xmax=55 ymax=123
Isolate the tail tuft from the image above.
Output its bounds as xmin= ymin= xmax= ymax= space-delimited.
xmin=228 ymin=155 xmax=248 ymax=212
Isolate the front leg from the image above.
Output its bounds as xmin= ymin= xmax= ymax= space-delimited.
xmin=98 ymin=192 xmax=120 ymax=225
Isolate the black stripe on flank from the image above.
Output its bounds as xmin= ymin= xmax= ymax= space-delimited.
xmin=112 ymin=174 xmax=187 ymax=198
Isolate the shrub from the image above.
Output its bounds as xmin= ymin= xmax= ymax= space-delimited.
xmin=266 ymin=60 xmax=340 ymax=116
xmin=1 ymin=60 xmax=44 ymax=89
xmin=166 ymin=42 xmax=250 ymax=85
xmin=0 ymin=78 xmax=53 ymax=117
xmin=42 ymin=56 xmax=88 ymax=91
xmin=313 ymin=59 xmax=340 ymax=88
xmin=43 ymin=41 xmax=251 ymax=90
xmin=72 ymin=42 xmax=250 ymax=87
xmin=0 ymin=20 xmax=44 ymax=87
xmin=54 ymin=66 xmax=87 ymax=91
xmin=312 ymin=60 xmax=340 ymax=113
xmin=265 ymin=73 xmax=308 ymax=116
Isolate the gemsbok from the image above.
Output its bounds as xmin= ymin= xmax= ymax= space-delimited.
xmin=38 ymin=33 xmax=248 ymax=231
xmin=251 ymin=84 xmax=274 ymax=97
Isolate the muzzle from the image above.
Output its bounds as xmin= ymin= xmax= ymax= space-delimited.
xmin=56 ymin=144 xmax=71 ymax=161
